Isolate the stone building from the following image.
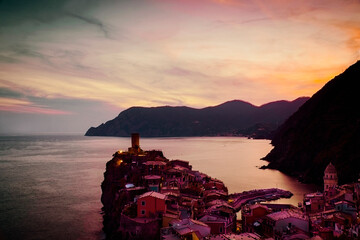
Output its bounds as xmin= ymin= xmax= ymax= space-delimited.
xmin=324 ymin=163 xmax=338 ymax=196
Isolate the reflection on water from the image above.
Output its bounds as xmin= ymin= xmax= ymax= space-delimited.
xmin=140 ymin=137 xmax=318 ymax=206
xmin=0 ymin=135 xmax=317 ymax=239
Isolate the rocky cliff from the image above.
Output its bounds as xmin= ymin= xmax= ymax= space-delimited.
xmin=263 ymin=61 xmax=360 ymax=184
xmin=101 ymin=148 xmax=166 ymax=238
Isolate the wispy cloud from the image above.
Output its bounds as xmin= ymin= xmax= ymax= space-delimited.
xmin=66 ymin=12 xmax=111 ymax=38
xmin=0 ymin=97 xmax=72 ymax=115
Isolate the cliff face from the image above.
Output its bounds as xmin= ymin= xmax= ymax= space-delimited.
xmin=263 ymin=61 xmax=360 ymax=184
xmin=101 ymin=149 xmax=166 ymax=237
xmin=86 ymin=98 xmax=308 ymax=139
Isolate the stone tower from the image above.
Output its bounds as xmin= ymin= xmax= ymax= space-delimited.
xmin=323 ymin=162 xmax=338 ymax=192
xmin=131 ymin=133 xmax=140 ymax=150
xmin=128 ymin=133 xmax=141 ymax=154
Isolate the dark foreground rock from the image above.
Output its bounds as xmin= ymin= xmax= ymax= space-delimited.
xmin=263 ymin=60 xmax=360 ymax=185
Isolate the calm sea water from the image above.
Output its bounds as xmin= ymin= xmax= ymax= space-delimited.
xmin=0 ymin=135 xmax=317 ymax=240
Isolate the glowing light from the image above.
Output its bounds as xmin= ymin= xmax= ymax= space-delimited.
xmin=115 ymin=159 xmax=123 ymax=167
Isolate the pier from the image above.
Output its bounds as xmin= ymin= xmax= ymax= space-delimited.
xmin=228 ymin=188 xmax=293 ymax=211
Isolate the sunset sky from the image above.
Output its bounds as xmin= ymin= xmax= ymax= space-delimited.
xmin=0 ymin=0 xmax=359 ymax=134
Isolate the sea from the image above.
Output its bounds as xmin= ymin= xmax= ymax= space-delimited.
xmin=0 ymin=135 xmax=318 ymax=240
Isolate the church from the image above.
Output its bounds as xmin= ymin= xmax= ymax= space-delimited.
xmin=323 ymin=162 xmax=338 ymax=197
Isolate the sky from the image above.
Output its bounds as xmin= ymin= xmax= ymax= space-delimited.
xmin=0 ymin=0 xmax=359 ymax=134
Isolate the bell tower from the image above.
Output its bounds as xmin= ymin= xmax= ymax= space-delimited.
xmin=323 ymin=162 xmax=338 ymax=193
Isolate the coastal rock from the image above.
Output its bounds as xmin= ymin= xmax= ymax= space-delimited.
xmin=263 ymin=60 xmax=360 ymax=184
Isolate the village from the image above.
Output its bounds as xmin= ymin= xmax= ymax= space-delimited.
xmin=101 ymin=134 xmax=360 ymax=240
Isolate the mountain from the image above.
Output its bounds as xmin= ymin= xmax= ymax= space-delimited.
xmin=263 ymin=60 xmax=360 ymax=185
xmin=85 ymin=97 xmax=309 ymax=138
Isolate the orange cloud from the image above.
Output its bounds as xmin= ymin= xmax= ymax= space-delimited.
xmin=0 ymin=0 xmax=359 ymax=112
xmin=211 ymin=0 xmax=239 ymax=5
xmin=334 ymin=21 xmax=360 ymax=56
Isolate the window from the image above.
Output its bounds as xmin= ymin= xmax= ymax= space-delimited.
xmin=141 ymin=210 xmax=145 ymax=215
xmin=219 ymin=226 xmax=223 ymax=233
xmin=141 ymin=201 xmax=146 ymax=206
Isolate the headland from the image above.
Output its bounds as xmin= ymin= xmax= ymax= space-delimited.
xmin=101 ymin=134 xmax=292 ymax=239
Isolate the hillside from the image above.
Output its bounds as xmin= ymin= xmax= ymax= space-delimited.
xmin=85 ymin=98 xmax=308 ymax=138
xmin=263 ymin=60 xmax=360 ymax=184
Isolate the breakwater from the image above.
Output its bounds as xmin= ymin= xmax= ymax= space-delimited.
xmin=229 ymin=188 xmax=293 ymax=211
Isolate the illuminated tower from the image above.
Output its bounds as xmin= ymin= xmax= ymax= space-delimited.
xmin=323 ymin=162 xmax=338 ymax=193
xmin=132 ymin=133 xmax=140 ymax=149
xmin=128 ymin=133 xmax=141 ymax=154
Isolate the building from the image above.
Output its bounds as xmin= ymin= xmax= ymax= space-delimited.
xmin=334 ymin=200 xmax=357 ymax=221
xmin=137 ymin=191 xmax=167 ymax=218
xmin=161 ymin=218 xmax=211 ymax=239
xmin=202 ymin=202 xmax=236 ymax=234
xmin=303 ymin=192 xmax=325 ymax=213
xmin=241 ymin=204 xmax=270 ymax=233
xmin=170 ymin=160 xmax=192 ymax=170
xmin=199 ymin=214 xmax=233 ymax=234
xmin=263 ymin=209 xmax=309 ymax=238
xmin=143 ymin=160 xmax=167 ymax=175
xmin=324 ymin=163 xmax=338 ymax=196
xmin=119 ymin=213 xmax=161 ymax=240
xmin=144 ymin=175 xmax=162 ymax=192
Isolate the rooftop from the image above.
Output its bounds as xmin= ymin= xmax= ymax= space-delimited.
xmin=208 ymin=233 xmax=261 ymax=240
xmin=126 ymin=186 xmax=146 ymax=191
xmin=171 ymin=159 xmax=189 ymax=164
xmin=249 ymin=203 xmax=269 ymax=210
xmin=138 ymin=191 xmax=167 ymax=200
xmin=155 ymin=156 xmax=167 ymax=161
xmin=334 ymin=200 xmax=356 ymax=206
xmin=199 ymin=214 xmax=227 ymax=223
xmin=143 ymin=161 xmax=167 ymax=166
xmin=144 ymin=175 xmax=162 ymax=180
xmin=176 ymin=227 xmax=193 ymax=235
xmin=267 ymin=209 xmax=308 ymax=221
xmin=207 ymin=203 xmax=235 ymax=213
xmin=171 ymin=218 xmax=210 ymax=228
xmin=305 ymin=192 xmax=324 ymax=198
xmin=325 ymin=162 xmax=337 ymax=174
xmin=173 ymin=166 xmax=189 ymax=172
xmin=261 ymin=203 xmax=293 ymax=210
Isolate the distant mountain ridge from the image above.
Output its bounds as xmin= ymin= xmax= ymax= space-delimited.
xmin=263 ymin=60 xmax=360 ymax=184
xmin=85 ymin=97 xmax=309 ymax=139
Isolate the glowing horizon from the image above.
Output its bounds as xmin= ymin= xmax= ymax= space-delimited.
xmin=0 ymin=0 xmax=359 ymax=133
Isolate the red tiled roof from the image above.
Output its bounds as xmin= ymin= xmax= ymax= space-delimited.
xmin=267 ymin=209 xmax=308 ymax=221
xmin=139 ymin=191 xmax=167 ymax=200
xmin=143 ymin=161 xmax=167 ymax=166
xmin=144 ymin=175 xmax=161 ymax=180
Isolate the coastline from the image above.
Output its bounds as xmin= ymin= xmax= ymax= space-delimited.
xmin=100 ymin=134 xmax=293 ymax=239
